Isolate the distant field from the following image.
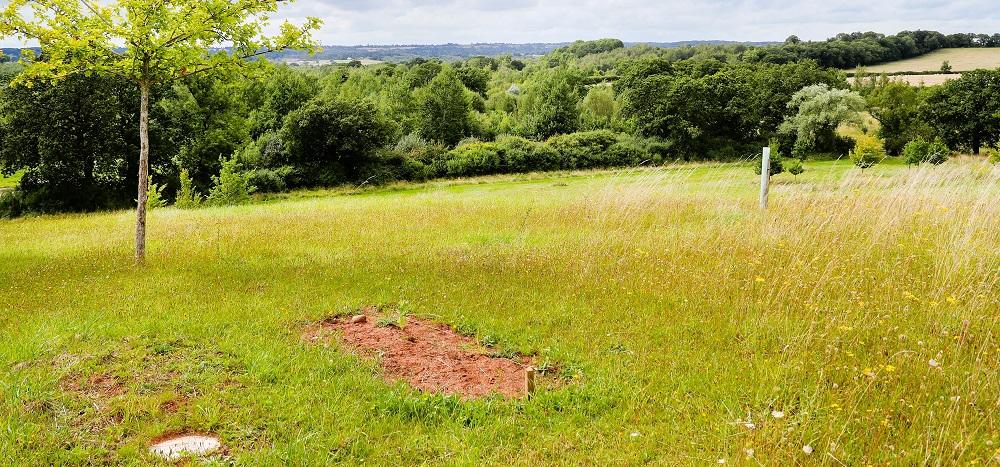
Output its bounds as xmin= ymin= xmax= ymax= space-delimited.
xmin=860 ymin=48 xmax=1000 ymax=74
xmin=849 ymin=73 xmax=959 ymax=87
xmin=0 ymin=171 xmax=22 ymax=190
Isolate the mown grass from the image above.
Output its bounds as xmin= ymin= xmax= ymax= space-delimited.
xmin=859 ymin=47 xmax=1000 ymax=74
xmin=1 ymin=159 xmax=998 ymax=464
xmin=0 ymin=170 xmax=21 ymax=190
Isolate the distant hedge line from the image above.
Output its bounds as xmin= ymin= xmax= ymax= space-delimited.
xmin=257 ymin=130 xmax=671 ymax=189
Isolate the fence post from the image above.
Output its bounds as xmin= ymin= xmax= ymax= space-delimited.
xmin=760 ymin=147 xmax=771 ymax=210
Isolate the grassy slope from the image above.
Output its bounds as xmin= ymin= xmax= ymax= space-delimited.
xmin=861 ymin=48 xmax=1000 ymax=74
xmin=1 ymin=160 xmax=998 ymax=464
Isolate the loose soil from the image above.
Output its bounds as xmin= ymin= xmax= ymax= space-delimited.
xmin=305 ymin=310 xmax=532 ymax=399
xmin=59 ymin=373 xmax=126 ymax=400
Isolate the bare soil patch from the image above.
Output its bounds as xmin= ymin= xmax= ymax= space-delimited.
xmin=59 ymin=373 xmax=126 ymax=400
xmin=305 ymin=308 xmax=533 ymax=399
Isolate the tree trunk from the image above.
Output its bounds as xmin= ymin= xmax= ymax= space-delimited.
xmin=135 ymin=82 xmax=150 ymax=263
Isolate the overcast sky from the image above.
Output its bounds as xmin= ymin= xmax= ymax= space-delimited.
xmin=268 ymin=0 xmax=1000 ymax=45
xmin=3 ymin=0 xmax=999 ymax=47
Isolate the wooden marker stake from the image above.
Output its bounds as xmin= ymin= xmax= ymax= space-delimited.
xmin=760 ymin=147 xmax=771 ymax=210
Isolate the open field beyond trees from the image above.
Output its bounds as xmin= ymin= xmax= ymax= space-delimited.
xmin=1 ymin=159 xmax=998 ymax=464
xmin=861 ymin=48 xmax=1000 ymax=73
xmin=0 ymin=171 xmax=21 ymax=190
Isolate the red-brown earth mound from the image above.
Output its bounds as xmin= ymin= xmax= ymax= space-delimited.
xmin=305 ymin=309 xmax=533 ymax=399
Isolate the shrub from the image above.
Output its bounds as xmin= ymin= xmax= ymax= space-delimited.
xmin=175 ymin=169 xmax=202 ymax=209
xmin=280 ymin=96 xmax=395 ymax=185
xmin=207 ymin=157 xmax=256 ymax=206
xmin=607 ymin=135 xmax=656 ymax=167
xmin=455 ymin=136 xmax=482 ymax=148
xmin=755 ymin=155 xmax=785 ymax=176
xmin=496 ymin=135 xmax=560 ymax=173
xmin=0 ymin=191 xmax=24 ymax=219
xmin=394 ymin=132 xmax=429 ymax=153
xmin=145 ymin=176 xmax=167 ymax=210
xmin=984 ymin=144 xmax=1000 ymax=164
xmin=545 ymin=130 xmax=620 ymax=169
xmin=445 ymin=142 xmax=503 ymax=177
xmin=850 ymin=137 xmax=886 ymax=170
xmin=786 ymin=158 xmax=805 ymax=177
xmin=246 ymin=166 xmax=298 ymax=193
xmin=903 ymin=138 xmax=950 ymax=165
xmin=358 ymin=150 xmax=433 ymax=184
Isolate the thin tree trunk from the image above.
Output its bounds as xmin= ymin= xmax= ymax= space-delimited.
xmin=135 ymin=81 xmax=150 ymax=263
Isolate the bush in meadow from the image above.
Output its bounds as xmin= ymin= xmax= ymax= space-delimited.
xmin=207 ymin=157 xmax=256 ymax=206
xmin=850 ymin=137 xmax=886 ymax=170
xmin=445 ymin=142 xmax=503 ymax=177
xmin=755 ymin=150 xmax=786 ymax=176
xmin=145 ymin=176 xmax=167 ymax=210
xmin=903 ymin=138 xmax=950 ymax=165
xmin=545 ymin=130 xmax=620 ymax=169
xmin=986 ymin=144 xmax=1000 ymax=164
xmin=175 ymin=169 xmax=202 ymax=209
xmin=496 ymin=135 xmax=561 ymax=173
xmin=786 ymin=158 xmax=805 ymax=177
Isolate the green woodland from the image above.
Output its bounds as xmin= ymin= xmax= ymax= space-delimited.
xmin=1 ymin=31 xmax=1000 ymax=217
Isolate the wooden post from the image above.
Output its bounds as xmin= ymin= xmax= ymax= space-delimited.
xmin=759 ymin=147 xmax=771 ymax=210
xmin=524 ymin=367 xmax=536 ymax=397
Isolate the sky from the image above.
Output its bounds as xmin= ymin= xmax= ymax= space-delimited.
xmin=269 ymin=0 xmax=1000 ymax=45
xmin=2 ymin=0 xmax=999 ymax=47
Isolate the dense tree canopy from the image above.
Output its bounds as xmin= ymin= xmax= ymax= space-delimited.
xmin=920 ymin=70 xmax=1000 ymax=154
xmin=0 ymin=71 xmax=141 ymax=213
xmin=618 ymin=58 xmax=845 ymax=157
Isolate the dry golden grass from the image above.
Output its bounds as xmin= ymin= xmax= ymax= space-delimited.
xmin=861 ymin=48 xmax=1000 ymax=73
xmin=850 ymin=74 xmax=960 ymax=86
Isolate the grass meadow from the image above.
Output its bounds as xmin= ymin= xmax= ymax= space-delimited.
xmin=0 ymin=171 xmax=21 ymax=190
xmin=1 ymin=159 xmax=998 ymax=464
xmin=861 ymin=48 xmax=1000 ymax=73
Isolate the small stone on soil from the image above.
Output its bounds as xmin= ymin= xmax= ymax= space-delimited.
xmin=149 ymin=434 xmax=221 ymax=460
xmin=351 ymin=315 xmax=367 ymax=324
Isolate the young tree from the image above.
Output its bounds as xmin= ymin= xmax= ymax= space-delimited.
xmin=850 ymin=137 xmax=886 ymax=170
xmin=415 ymin=67 xmax=472 ymax=146
xmin=0 ymin=0 xmax=320 ymax=262
xmin=521 ymin=67 xmax=582 ymax=138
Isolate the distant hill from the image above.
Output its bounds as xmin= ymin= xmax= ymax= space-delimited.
xmin=4 ymin=40 xmax=775 ymax=64
xmin=269 ymin=41 xmax=774 ymax=62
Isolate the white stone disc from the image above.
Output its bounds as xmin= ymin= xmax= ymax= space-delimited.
xmin=149 ymin=435 xmax=221 ymax=460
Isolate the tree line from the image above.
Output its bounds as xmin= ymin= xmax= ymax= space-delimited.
xmin=744 ymin=30 xmax=1000 ymax=69
xmin=2 ymin=34 xmax=1000 ymax=220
